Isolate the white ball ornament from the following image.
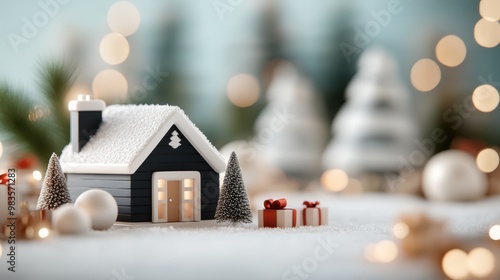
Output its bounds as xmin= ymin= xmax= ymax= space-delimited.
xmin=423 ymin=150 xmax=487 ymax=201
xmin=75 ymin=189 xmax=118 ymax=230
xmin=53 ymin=204 xmax=91 ymax=235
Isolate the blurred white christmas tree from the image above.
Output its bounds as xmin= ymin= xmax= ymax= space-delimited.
xmin=254 ymin=62 xmax=328 ymax=180
xmin=322 ymin=48 xmax=418 ymax=189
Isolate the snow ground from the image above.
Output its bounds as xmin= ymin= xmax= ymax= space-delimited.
xmin=1 ymin=193 xmax=499 ymax=280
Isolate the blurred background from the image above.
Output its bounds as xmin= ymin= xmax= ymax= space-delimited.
xmin=0 ymin=0 xmax=499 ymax=197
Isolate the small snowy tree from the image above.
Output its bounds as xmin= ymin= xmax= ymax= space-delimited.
xmin=323 ymin=47 xmax=418 ymax=179
xmin=36 ymin=153 xmax=72 ymax=210
xmin=254 ymin=62 xmax=328 ymax=180
xmin=215 ymin=152 xmax=252 ymax=224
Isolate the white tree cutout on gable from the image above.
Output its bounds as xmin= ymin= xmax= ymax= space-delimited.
xmin=169 ymin=130 xmax=181 ymax=149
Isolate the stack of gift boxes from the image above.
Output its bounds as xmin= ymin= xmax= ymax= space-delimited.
xmin=258 ymin=198 xmax=328 ymax=228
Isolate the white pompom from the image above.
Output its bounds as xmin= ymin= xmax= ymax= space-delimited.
xmin=75 ymin=189 xmax=118 ymax=230
xmin=53 ymin=204 xmax=91 ymax=235
xmin=423 ymin=150 xmax=487 ymax=201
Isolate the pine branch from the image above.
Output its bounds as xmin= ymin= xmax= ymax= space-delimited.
xmin=0 ymin=85 xmax=56 ymax=164
xmin=0 ymin=60 xmax=76 ymax=164
xmin=37 ymin=60 xmax=76 ymax=146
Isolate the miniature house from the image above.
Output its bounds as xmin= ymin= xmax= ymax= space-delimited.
xmin=60 ymin=95 xmax=226 ymax=222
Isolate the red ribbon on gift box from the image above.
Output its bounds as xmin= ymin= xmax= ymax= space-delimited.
xmin=0 ymin=173 xmax=8 ymax=185
xmin=264 ymin=198 xmax=287 ymax=209
xmin=262 ymin=198 xmax=296 ymax=227
xmin=302 ymin=201 xmax=322 ymax=226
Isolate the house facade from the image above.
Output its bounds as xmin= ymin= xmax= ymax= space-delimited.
xmin=60 ymin=95 xmax=226 ymax=222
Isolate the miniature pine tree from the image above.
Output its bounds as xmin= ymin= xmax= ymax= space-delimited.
xmin=215 ymin=152 xmax=253 ymax=224
xmin=36 ymin=153 xmax=72 ymax=210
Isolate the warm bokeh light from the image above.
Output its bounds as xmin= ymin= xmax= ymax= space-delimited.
xmin=373 ymin=240 xmax=398 ymax=263
xmin=364 ymin=244 xmax=377 ymax=263
xmin=65 ymin=84 xmax=91 ymax=107
xmin=474 ymin=18 xmax=500 ymax=48
xmin=435 ymin=35 xmax=466 ymax=67
xmin=25 ymin=226 xmax=35 ymax=239
xmin=92 ymin=69 xmax=128 ymax=100
xmin=476 ymin=148 xmax=499 ymax=173
xmin=489 ymin=225 xmax=500 ymax=240
xmin=28 ymin=106 xmax=50 ymax=122
xmin=343 ymin=178 xmax=363 ymax=195
xmin=321 ymin=169 xmax=349 ymax=192
xmin=226 ymin=74 xmax=260 ymax=108
xmin=472 ymin=84 xmax=500 ymax=113
xmin=107 ymin=1 xmax=141 ymax=37
xmin=392 ymin=222 xmax=410 ymax=239
xmin=32 ymin=170 xmax=42 ymax=181
xmin=38 ymin=227 xmax=50 ymax=239
xmin=442 ymin=249 xmax=469 ymax=280
xmin=99 ymin=33 xmax=130 ymax=65
xmin=480 ymin=0 xmax=500 ymax=22
xmin=410 ymin=59 xmax=441 ymax=92
xmin=467 ymin=247 xmax=495 ymax=278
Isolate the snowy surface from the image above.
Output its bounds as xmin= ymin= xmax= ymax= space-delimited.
xmin=1 ymin=193 xmax=500 ymax=280
xmin=60 ymin=104 xmax=224 ymax=173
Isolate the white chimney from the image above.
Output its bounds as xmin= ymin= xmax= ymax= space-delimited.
xmin=68 ymin=94 xmax=106 ymax=152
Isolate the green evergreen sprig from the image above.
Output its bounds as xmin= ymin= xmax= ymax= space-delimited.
xmin=0 ymin=61 xmax=75 ymax=164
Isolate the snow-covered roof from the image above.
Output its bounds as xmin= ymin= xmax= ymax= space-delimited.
xmin=60 ymin=105 xmax=226 ymax=174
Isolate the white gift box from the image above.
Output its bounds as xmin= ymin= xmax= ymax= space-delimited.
xmin=301 ymin=207 xmax=328 ymax=226
xmin=258 ymin=209 xmax=297 ymax=228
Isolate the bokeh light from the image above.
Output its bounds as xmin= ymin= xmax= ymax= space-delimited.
xmin=321 ymin=169 xmax=349 ymax=192
xmin=38 ymin=227 xmax=50 ymax=239
xmin=442 ymin=249 xmax=469 ymax=280
xmin=435 ymin=35 xmax=466 ymax=67
xmin=410 ymin=59 xmax=441 ymax=92
xmin=472 ymin=84 xmax=500 ymax=112
xmin=374 ymin=240 xmax=398 ymax=263
xmin=489 ymin=225 xmax=500 ymax=240
xmin=92 ymin=69 xmax=128 ymax=100
xmin=392 ymin=222 xmax=410 ymax=239
xmin=65 ymin=84 xmax=92 ymax=107
xmin=476 ymin=148 xmax=499 ymax=173
xmin=364 ymin=244 xmax=377 ymax=263
xmin=32 ymin=170 xmax=42 ymax=181
xmin=343 ymin=178 xmax=363 ymax=195
xmin=480 ymin=0 xmax=500 ymax=22
xmin=226 ymin=73 xmax=260 ymax=108
xmin=0 ymin=141 xmax=3 ymax=159
xmin=467 ymin=247 xmax=495 ymax=278
xmin=474 ymin=18 xmax=500 ymax=48
xmin=107 ymin=1 xmax=141 ymax=37
xmin=99 ymin=33 xmax=130 ymax=65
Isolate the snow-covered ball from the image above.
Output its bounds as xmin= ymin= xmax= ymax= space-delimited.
xmin=75 ymin=189 xmax=118 ymax=230
xmin=422 ymin=150 xmax=487 ymax=201
xmin=53 ymin=204 xmax=91 ymax=235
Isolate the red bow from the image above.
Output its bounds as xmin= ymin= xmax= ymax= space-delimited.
xmin=303 ymin=201 xmax=320 ymax=208
xmin=264 ymin=198 xmax=287 ymax=209
xmin=0 ymin=173 xmax=9 ymax=185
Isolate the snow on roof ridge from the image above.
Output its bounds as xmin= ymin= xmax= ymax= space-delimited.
xmin=60 ymin=104 xmax=224 ymax=174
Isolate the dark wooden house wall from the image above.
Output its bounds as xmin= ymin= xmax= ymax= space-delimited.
xmin=66 ymin=125 xmax=220 ymax=222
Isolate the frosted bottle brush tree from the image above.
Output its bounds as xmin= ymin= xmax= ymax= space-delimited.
xmin=37 ymin=153 xmax=72 ymax=210
xmin=215 ymin=152 xmax=253 ymax=224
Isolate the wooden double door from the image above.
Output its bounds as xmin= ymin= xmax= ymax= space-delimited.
xmin=152 ymin=171 xmax=201 ymax=223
